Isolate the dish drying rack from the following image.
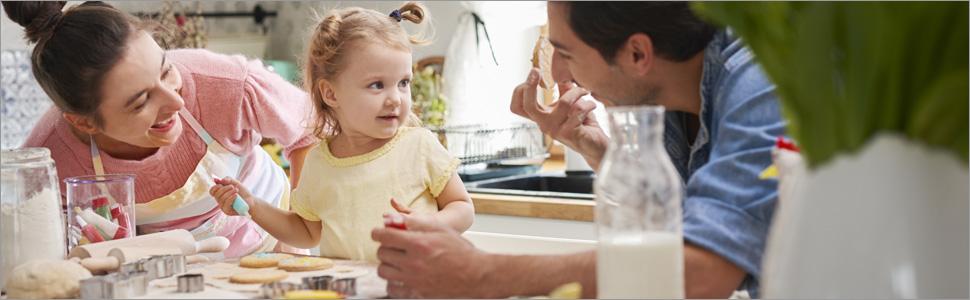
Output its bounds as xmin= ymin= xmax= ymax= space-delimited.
xmin=432 ymin=123 xmax=548 ymax=181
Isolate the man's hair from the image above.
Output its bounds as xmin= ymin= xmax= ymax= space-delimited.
xmin=562 ymin=2 xmax=717 ymax=63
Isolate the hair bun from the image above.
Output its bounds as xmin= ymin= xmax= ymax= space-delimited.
xmin=2 ymin=1 xmax=67 ymax=43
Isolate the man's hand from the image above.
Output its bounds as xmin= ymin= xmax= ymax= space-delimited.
xmin=371 ymin=214 xmax=492 ymax=298
xmin=510 ymin=69 xmax=609 ymax=169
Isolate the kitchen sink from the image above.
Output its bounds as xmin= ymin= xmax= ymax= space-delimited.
xmin=465 ymin=173 xmax=595 ymax=200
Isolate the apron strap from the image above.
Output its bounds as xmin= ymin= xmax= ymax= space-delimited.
xmin=90 ymin=135 xmax=106 ymax=176
xmin=88 ymin=135 xmax=118 ymax=207
xmin=179 ymin=107 xmax=216 ymax=145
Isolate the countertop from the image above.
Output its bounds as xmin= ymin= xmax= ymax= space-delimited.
xmin=139 ymin=259 xmax=383 ymax=299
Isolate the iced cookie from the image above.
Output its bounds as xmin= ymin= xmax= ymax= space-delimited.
xmin=277 ymin=257 xmax=334 ymax=272
xmin=239 ymin=252 xmax=294 ymax=268
xmin=229 ymin=269 xmax=289 ymax=284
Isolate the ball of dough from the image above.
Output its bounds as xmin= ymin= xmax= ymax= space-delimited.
xmin=5 ymin=259 xmax=93 ymax=299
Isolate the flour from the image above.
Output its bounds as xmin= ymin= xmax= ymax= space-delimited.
xmin=1 ymin=188 xmax=67 ymax=290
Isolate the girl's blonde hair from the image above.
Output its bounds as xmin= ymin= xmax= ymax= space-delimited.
xmin=304 ymin=2 xmax=429 ymax=139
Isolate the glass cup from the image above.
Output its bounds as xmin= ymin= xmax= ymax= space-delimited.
xmin=65 ymin=174 xmax=136 ymax=249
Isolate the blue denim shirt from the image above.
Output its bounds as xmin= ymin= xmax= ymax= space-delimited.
xmin=663 ymin=30 xmax=785 ymax=297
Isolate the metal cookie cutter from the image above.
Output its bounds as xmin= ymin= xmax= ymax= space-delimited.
xmin=119 ymin=254 xmax=186 ymax=281
xmin=330 ymin=278 xmax=357 ymax=296
xmin=150 ymin=254 xmax=185 ymax=279
xmin=261 ymin=281 xmax=306 ymax=298
xmin=177 ymin=273 xmax=205 ymax=293
xmin=302 ymin=275 xmax=334 ymax=290
xmin=80 ymin=271 xmax=149 ymax=299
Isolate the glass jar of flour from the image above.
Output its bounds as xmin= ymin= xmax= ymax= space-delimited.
xmin=1 ymin=147 xmax=66 ymax=291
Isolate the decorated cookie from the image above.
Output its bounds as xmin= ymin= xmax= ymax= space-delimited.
xmin=239 ymin=252 xmax=295 ymax=268
xmin=277 ymin=257 xmax=335 ymax=272
xmin=229 ymin=269 xmax=289 ymax=284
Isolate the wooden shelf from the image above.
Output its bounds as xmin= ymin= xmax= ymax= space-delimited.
xmin=471 ymin=193 xmax=594 ymax=222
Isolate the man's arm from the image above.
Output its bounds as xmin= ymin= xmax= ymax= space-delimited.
xmin=684 ymin=242 xmax=747 ymax=297
xmin=482 ymin=251 xmax=596 ymax=298
xmin=484 ymin=243 xmax=744 ymax=299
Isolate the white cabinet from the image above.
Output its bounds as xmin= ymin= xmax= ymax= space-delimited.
xmin=465 ymin=214 xmax=596 ymax=255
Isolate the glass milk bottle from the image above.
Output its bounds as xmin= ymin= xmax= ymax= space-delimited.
xmin=1 ymin=148 xmax=67 ymax=291
xmin=595 ymin=106 xmax=684 ymax=299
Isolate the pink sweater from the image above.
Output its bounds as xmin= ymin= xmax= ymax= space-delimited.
xmin=24 ymin=49 xmax=317 ymax=204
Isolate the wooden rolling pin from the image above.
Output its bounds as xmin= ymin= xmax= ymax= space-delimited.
xmin=78 ymin=247 xmax=211 ymax=274
xmin=68 ymin=229 xmax=230 ymax=259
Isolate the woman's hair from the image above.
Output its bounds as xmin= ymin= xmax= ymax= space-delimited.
xmin=304 ymin=2 xmax=429 ymax=139
xmin=2 ymin=1 xmax=142 ymax=126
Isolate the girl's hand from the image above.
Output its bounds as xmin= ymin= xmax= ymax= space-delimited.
xmin=385 ymin=198 xmax=412 ymax=230
xmin=209 ymin=177 xmax=256 ymax=216
xmin=390 ymin=198 xmax=412 ymax=215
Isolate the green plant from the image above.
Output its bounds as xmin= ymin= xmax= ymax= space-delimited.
xmin=693 ymin=2 xmax=968 ymax=168
xmin=411 ymin=65 xmax=447 ymax=128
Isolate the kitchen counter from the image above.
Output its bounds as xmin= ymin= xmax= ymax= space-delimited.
xmin=140 ymin=258 xmax=384 ymax=299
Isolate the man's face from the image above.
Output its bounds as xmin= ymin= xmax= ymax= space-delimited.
xmin=547 ymin=3 xmax=653 ymax=107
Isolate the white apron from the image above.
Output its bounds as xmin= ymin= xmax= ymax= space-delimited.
xmin=90 ymin=108 xmax=290 ymax=258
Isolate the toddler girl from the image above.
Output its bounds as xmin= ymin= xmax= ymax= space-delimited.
xmin=211 ymin=2 xmax=474 ymax=262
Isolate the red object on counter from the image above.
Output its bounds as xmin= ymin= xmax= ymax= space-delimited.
xmin=387 ymin=222 xmax=408 ymax=230
xmin=776 ymin=136 xmax=800 ymax=152
xmin=383 ymin=213 xmax=408 ymax=230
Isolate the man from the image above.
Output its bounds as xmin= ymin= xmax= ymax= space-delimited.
xmin=371 ymin=2 xmax=785 ymax=298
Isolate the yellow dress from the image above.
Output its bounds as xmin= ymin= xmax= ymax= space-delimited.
xmin=290 ymin=127 xmax=459 ymax=262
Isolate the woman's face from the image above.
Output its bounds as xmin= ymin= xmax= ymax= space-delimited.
xmin=96 ymin=31 xmax=185 ymax=148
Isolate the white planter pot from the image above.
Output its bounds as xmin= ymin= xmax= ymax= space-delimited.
xmin=762 ymin=134 xmax=969 ymax=298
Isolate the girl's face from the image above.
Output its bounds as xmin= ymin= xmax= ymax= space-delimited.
xmin=95 ymin=31 xmax=185 ymax=148
xmin=327 ymin=41 xmax=413 ymax=140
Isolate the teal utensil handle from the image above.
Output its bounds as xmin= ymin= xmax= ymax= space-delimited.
xmin=232 ymin=195 xmax=250 ymax=216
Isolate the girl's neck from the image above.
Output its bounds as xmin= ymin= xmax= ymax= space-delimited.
xmin=328 ymin=130 xmax=395 ymax=158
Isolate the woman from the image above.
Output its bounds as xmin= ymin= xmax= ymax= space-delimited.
xmin=4 ymin=1 xmax=315 ymax=257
